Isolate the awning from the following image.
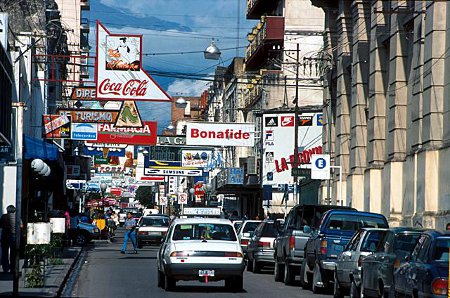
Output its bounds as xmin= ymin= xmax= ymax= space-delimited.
xmin=24 ymin=135 xmax=59 ymax=160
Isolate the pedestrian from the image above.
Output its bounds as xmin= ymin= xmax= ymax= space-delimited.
xmin=121 ymin=212 xmax=137 ymax=254
xmin=446 ymin=223 xmax=450 ymax=231
xmin=0 ymin=205 xmax=22 ymax=273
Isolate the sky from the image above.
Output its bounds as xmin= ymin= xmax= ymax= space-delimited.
xmin=89 ymin=0 xmax=256 ymax=131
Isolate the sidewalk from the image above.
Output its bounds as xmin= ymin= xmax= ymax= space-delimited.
xmin=0 ymin=246 xmax=82 ymax=297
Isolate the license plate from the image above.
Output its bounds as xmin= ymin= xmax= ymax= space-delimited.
xmin=149 ymin=231 xmax=161 ymax=235
xmin=199 ymin=270 xmax=215 ymax=277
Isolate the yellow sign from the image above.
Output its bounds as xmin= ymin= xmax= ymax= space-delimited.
xmin=96 ymin=219 xmax=106 ymax=231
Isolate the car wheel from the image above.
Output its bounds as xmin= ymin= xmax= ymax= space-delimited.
xmin=73 ymin=232 xmax=88 ymax=246
xmin=274 ymin=257 xmax=284 ymax=282
xmin=312 ymin=263 xmax=323 ymax=294
xmin=157 ymin=269 xmax=165 ymax=288
xmin=247 ymin=258 xmax=254 ymax=272
xmin=350 ymin=280 xmax=361 ymax=298
xmin=164 ymin=274 xmax=176 ymax=291
xmin=225 ymin=275 xmax=243 ymax=292
xmin=253 ymin=260 xmax=261 ymax=273
xmin=334 ymin=271 xmax=344 ymax=298
xmin=283 ymin=263 xmax=294 ymax=285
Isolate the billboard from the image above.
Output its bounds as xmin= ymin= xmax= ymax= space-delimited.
xmin=59 ymin=109 xmax=119 ymax=124
xmin=71 ymin=123 xmax=98 ymax=140
xmin=262 ymin=112 xmax=323 ymax=185
xmin=95 ymin=22 xmax=171 ymax=102
xmin=181 ymin=150 xmax=212 ymax=168
xmin=185 ymin=122 xmax=255 ymax=147
xmin=43 ymin=115 xmax=71 ymax=139
xmin=92 ymin=121 xmax=157 ymax=145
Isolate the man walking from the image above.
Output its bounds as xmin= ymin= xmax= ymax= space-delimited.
xmin=121 ymin=212 xmax=137 ymax=254
xmin=0 ymin=205 xmax=20 ymax=273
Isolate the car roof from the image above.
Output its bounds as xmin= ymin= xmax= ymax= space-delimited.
xmin=172 ymin=218 xmax=232 ymax=225
xmin=325 ymin=209 xmax=387 ymax=217
xmin=140 ymin=215 xmax=169 ymax=219
xmin=388 ymin=227 xmax=429 ymax=234
xmin=422 ymin=230 xmax=450 ymax=238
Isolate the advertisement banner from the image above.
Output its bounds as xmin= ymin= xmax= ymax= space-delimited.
xmin=95 ymin=22 xmax=171 ymax=102
xmin=71 ymin=123 xmax=98 ymax=140
xmin=262 ymin=112 xmax=323 ymax=185
xmin=91 ymin=121 xmax=157 ymax=145
xmin=71 ymin=86 xmax=97 ymax=100
xmin=43 ymin=115 xmax=71 ymax=139
xmin=181 ymin=150 xmax=212 ymax=168
xmin=185 ymin=122 xmax=255 ymax=147
xmin=144 ymin=168 xmax=203 ymax=177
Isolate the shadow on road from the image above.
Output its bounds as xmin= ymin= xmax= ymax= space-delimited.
xmin=169 ymin=285 xmax=248 ymax=294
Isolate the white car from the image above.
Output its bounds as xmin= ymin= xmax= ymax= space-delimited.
xmin=136 ymin=215 xmax=170 ymax=248
xmin=157 ymin=218 xmax=245 ymax=292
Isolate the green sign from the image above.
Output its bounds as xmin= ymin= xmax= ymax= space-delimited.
xmin=291 ymin=168 xmax=310 ymax=178
xmin=94 ymin=156 xmax=108 ymax=164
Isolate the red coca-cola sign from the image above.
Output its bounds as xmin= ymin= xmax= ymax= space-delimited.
xmin=98 ymin=79 xmax=148 ymax=97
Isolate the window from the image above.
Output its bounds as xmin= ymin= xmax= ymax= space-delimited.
xmin=407 ymin=234 xmax=426 ymax=261
xmin=347 ymin=231 xmax=362 ymax=251
xmin=172 ymin=223 xmax=237 ymax=241
xmin=433 ymin=237 xmax=450 ymax=262
xmin=140 ymin=217 xmax=170 ymax=227
xmin=261 ymin=222 xmax=278 ymax=238
xmin=361 ymin=230 xmax=387 ymax=252
xmin=242 ymin=222 xmax=260 ymax=233
xmin=325 ymin=214 xmax=388 ymax=231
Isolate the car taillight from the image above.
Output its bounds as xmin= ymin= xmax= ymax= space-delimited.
xmin=170 ymin=251 xmax=189 ymax=257
xmin=431 ymin=278 xmax=448 ymax=295
xmin=320 ymin=239 xmax=328 ymax=255
xmin=224 ymin=252 xmax=243 ymax=258
xmin=241 ymin=239 xmax=249 ymax=246
xmin=394 ymin=258 xmax=400 ymax=269
xmin=138 ymin=231 xmax=147 ymax=235
xmin=258 ymin=241 xmax=270 ymax=248
xmin=358 ymin=255 xmax=363 ymax=267
xmin=289 ymin=236 xmax=295 ymax=250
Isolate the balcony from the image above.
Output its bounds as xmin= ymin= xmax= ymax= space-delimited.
xmin=245 ymin=16 xmax=284 ymax=71
xmin=247 ymin=0 xmax=281 ymax=19
xmin=80 ymin=0 xmax=90 ymax=10
xmin=80 ymin=18 xmax=89 ymax=32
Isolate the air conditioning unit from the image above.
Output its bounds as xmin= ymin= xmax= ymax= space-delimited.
xmin=247 ymin=156 xmax=257 ymax=175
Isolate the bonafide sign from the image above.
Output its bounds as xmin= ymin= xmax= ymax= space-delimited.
xmin=186 ymin=122 xmax=255 ymax=147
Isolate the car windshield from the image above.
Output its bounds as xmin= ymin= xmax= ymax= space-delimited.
xmin=172 ymin=223 xmax=237 ymax=241
xmin=261 ymin=222 xmax=278 ymax=237
xmin=325 ymin=214 xmax=387 ymax=231
xmin=242 ymin=222 xmax=260 ymax=233
xmin=361 ymin=230 xmax=387 ymax=252
xmin=394 ymin=233 xmax=422 ymax=259
xmin=433 ymin=237 xmax=450 ymax=261
xmin=140 ymin=217 xmax=170 ymax=227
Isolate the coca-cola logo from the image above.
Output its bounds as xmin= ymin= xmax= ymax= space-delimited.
xmin=98 ymin=79 xmax=148 ymax=96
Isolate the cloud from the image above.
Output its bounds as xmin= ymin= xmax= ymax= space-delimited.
xmin=167 ymin=79 xmax=210 ymax=96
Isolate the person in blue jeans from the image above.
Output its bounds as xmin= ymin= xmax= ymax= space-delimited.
xmin=121 ymin=212 xmax=137 ymax=254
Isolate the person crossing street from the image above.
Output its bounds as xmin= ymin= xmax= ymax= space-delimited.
xmin=121 ymin=212 xmax=137 ymax=254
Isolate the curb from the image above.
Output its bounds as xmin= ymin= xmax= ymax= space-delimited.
xmin=56 ymin=247 xmax=83 ymax=297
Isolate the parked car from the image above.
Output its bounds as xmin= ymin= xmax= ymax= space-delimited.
xmin=302 ymin=210 xmax=389 ymax=293
xmin=69 ymin=220 xmax=101 ymax=246
xmin=237 ymin=220 xmax=262 ymax=256
xmin=274 ymin=204 xmax=355 ymax=285
xmin=136 ymin=216 xmax=170 ymax=248
xmin=393 ymin=230 xmax=449 ymax=298
xmin=360 ymin=227 xmax=426 ymax=298
xmin=157 ymin=218 xmax=245 ymax=292
xmin=334 ymin=228 xmax=388 ymax=298
xmin=247 ymin=220 xmax=278 ymax=273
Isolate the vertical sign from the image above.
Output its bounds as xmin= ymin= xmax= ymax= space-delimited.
xmin=310 ymin=154 xmax=330 ymax=180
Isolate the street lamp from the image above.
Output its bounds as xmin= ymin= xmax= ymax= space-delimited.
xmin=203 ymin=183 xmax=213 ymax=206
xmin=175 ymin=97 xmax=188 ymax=108
xmin=100 ymin=182 xmax=107 ymax=199
xmin=166 ymin=122 xmax=175 ymax=131
xmin=204 ymin=40 xmax=221 ymax=60
xmin=189 ymin=188 xmax=195 ymax=207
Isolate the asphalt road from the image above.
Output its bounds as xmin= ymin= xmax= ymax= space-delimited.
xmin=63 ymin=228 xmax=331 ymax=298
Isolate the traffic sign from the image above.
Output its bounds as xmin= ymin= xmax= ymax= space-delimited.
xmin=178 ymin=193 xmax=188 ymax=205
xmin=311 ymin=154 xmax=330 ymax=180
xmin=291 ymin=168 xmax=311 ymax=179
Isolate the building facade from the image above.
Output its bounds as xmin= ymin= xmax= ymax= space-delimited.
xmin=313 ymin=0 xmax=450 ymax=229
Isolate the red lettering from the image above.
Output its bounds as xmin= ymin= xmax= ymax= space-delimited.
xmin=98 ymin=79 xmax=121 ymax=95
xmin=243 ymin=132 xmax=250 ymax=139
xmin=280 ymin=158 xmax=289 ymax=171
xmin=275 ymin=160 xmax=282 ymax=172
xmin=191 ymin=128 xmax=199 ymax=138
xmin=123 ymin=80 xmax=148 ymax=96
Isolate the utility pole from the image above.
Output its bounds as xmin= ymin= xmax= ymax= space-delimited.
xmin=12 ymin=101 xmax=25 ymax=296
xmin=293 ymin=43 xmax=300 ymax=205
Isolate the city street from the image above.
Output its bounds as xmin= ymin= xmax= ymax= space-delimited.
xmin=63 ymin=228 xmax=330 ymax=298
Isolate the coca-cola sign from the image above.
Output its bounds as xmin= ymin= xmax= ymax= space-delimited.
xmin=95 ymin=21 xmax=171 ymax=102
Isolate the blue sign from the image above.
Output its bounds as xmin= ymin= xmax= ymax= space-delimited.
xmin=263 ymin=185 xmax=272 ymax=201
xmin=315 ymin=158 xmax=327 ymax=169
xmin=227 ymin=168 xmax=244 ymax=185
xmin=71 ymin=123 xmax=97 ymax=140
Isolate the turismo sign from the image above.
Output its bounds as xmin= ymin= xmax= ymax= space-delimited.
xmin=58 ymin=109 xmax=119 ymax=124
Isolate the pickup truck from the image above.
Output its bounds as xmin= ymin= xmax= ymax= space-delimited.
xmin=273 ymin=204 xmax=355 ymax=285
xmin=301 ymin=210 xmax=389 ymax=293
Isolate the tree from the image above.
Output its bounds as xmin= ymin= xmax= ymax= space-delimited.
xmin=135 ymin=186 xmax=154 ymax=207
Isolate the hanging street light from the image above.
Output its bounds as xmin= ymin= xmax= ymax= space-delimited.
xmin=204 ymin=40 xmax=221 ymax=60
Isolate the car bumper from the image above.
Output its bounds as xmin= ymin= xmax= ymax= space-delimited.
xmin=320 ymin=260 xmax=337 ymax=271
xmin=164 ymin=263 xmax=245 ymax=281
xmin=254 ymin=250 xmax=275 ymax=264
xmin=137 ymin=234 xmax=164 ymax=244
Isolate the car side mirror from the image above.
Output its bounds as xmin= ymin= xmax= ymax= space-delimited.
xmin=303 ymin=225 xmax=312 ymax=234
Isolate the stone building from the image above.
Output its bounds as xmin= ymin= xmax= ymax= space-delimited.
xmin=312 ymin=0 xmax=450 ymax=228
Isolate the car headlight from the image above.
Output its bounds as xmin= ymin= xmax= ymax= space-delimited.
xmin=94 ymin=228 xmax=100 ymax=233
